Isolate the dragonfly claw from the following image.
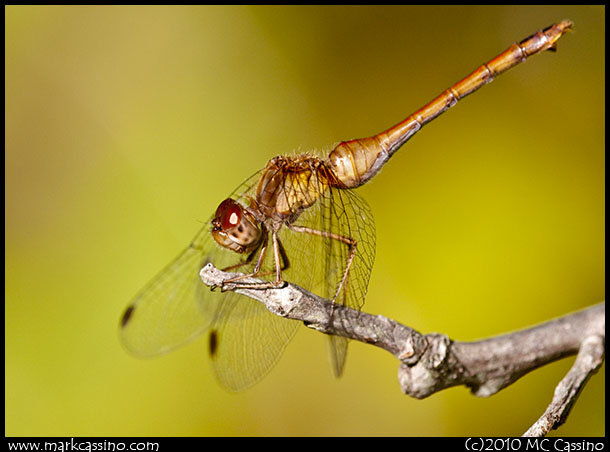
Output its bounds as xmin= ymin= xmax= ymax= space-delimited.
xmin=209 ymin=283 xmax=225 ymax=292
xmin=208 ymin=279 xmax=234 ymax=292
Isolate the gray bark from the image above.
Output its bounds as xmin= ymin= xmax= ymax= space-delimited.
xmin=200 ymin=263 xmax=605 ymax=436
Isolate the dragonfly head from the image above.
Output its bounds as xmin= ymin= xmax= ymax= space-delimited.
xmin=211 ymin=198 xmax=263 ymax=254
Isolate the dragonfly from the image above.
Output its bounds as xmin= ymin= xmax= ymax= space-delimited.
xmin=120 ymin=21 xmax=573 ymax=391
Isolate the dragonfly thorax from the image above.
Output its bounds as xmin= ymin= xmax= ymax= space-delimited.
xmin=254 ymin=155 xmax=336 ymax=224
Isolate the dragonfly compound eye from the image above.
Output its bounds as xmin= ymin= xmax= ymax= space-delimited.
xmin=215 ymin=198 xmax=242 ymax=231
xmin=212 ymin=198 xmax=263 ymax=253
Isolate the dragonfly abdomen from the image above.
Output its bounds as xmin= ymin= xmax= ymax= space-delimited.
xmin=326 ymin=136 xmax=394 ymax=189
xmin=326 ymin=20 xmax=573 ymax=190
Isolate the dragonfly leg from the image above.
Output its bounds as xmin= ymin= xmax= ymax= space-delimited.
xmin=277 ymin=237 xmax=290 ymax=272
xmin=221 ymin=243 xmax=263 ymax=273
xmin=220 ymin=231 xmax=287 ymax=291
xmin=218 ymin=233 xmax=268 ymax=287
xmin=286 ymin=224 xmax=357 ymax=313
xmin=244 ymin=235 xmax=289 ymax=277
xmin=201 ymin=233 xmax=266 ymax=290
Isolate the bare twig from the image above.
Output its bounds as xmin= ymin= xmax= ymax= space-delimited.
xmin=522 ymin=334 xmax=605 ymax=437
xmin=200 ymin=263 xmax=605 ymax=434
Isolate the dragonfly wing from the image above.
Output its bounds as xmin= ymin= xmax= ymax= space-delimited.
xmin=120 ymin=168 xmax=302 ymax=389
xmin=120 ymin=171 xmax=265 ymax=358
xmin=119 ymin=226 xmax=221 ymax=357
xmin=322 ymin=185 xmax=376 ymax=377
xmin=278 ymin=172 xmax=376 ymax=377
xmin=120 ymin=226 xmax=299 ymax=390
xmin=207 ymin=291 xmax=299 ymax=391
xmin=327 ymin=335 xmax=348 ymax=377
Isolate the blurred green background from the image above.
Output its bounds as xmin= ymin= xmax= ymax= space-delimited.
xmin=5 ymin=6 xmax=604 ymax=436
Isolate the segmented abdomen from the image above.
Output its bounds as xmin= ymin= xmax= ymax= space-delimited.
xmin=326 ymin=20 xmax=573 ymax=189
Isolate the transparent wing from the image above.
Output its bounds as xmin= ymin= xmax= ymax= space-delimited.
xmin=119 ymin=230 xmax=217 ymax=357
xmin=208 ymin=294 xmax=299 ymax=392
xmin=276 ymin=167 xmax=376 ymax=377
xmin=119 ymin=161 xmax=375 ymax=388
xmin=119 ymin=169 xmax=301 ymax=390
xmin=118 ymin=171 xmax=260 ymax=356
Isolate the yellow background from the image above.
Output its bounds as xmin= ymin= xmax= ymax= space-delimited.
xmin=5 ymin=5 xmax=604 ymax=436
